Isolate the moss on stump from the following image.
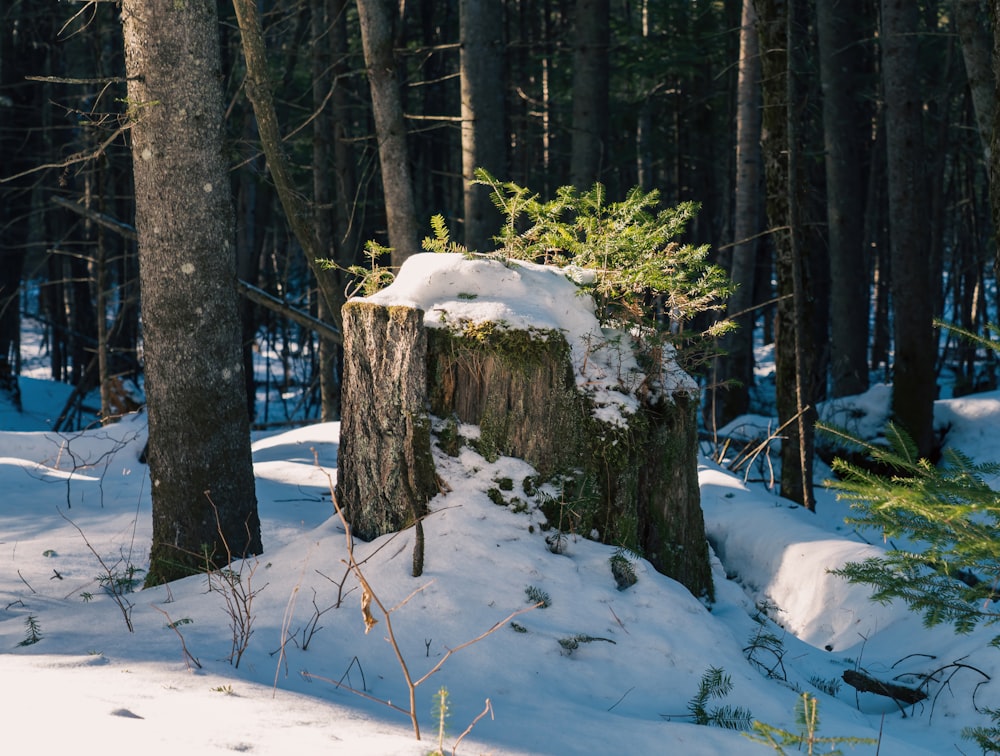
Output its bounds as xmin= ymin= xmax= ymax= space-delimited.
xmin=337 ymin=300 xmax=712 ymax=599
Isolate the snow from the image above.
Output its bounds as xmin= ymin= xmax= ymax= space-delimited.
xmin=364 ymin=252 xmax=697 ymax=424
xmin=4 ymin=254 xmax=1000 ymax=754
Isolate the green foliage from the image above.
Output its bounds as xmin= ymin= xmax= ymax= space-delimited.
xmin=610 ymin=548 xmax=638 ymax=590
xmin=524 ymin=585 xmax=550 ymax=608
xmin=557 ymin=633 xmax=616 ymax=655
xmin=421 ymin=214 xmax=467 ymax=256
xmin=746 ymin=692 xmax=877 ymax=755
xmin=98 ymin=563 xmax=144 ymax=595
xmin=474 ymin=169 xmax=733 ymax=340
xmin=822 ymin=421 xmax=1000 ymax=640
xmin=330 ymin=240 xmax=396 ymax=298
xmin=682 ymin=666 xmax=754 ymax=731
xmin=17 ymin=615 xmax=43 ymax=647
xmin=428 ymin=686 xmax=450 ymax=756
xmin=964 ymin=706 xmax=1000 ymax=753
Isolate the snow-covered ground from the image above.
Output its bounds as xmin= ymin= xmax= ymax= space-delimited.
xmin=3 ymin=254 xmax=1000 ymax=754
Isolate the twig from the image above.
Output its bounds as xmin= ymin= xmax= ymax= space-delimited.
xmin=451 ymin=698 xmax=494 ymax=755
xmin=151 ymin=604 xmax=201 ymax=670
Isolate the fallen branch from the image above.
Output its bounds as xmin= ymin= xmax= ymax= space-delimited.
xmin=842 ymin=669 xmax=927 ymax=705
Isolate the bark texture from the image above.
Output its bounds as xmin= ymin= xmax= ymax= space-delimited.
xmin=818 ymin=0 xmax=871 ymax=397
xmin=570 ymin=0 xmax=611 ymax=189
xmin=881 ymin=0 xmax=936 ymax=458
xmin=460 ymin=0 xmax=507 ymax=253
xmin=357 ymin=0 xmax=420 ymax=265
xmin=122 ymin=0 xmax=261 ymax=583
xmin=337 ymin=299 xmax=713 ymax=599
xmin=713 ymin=0 xmax=761 ymax=428
xmin=336 ymin=303 xmax=438 ymax=540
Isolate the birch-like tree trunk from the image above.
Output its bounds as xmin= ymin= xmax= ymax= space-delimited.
xmin=357 ymin=0 xmax=420 ymax=265
xmin=122 ymin=0 xmax=261 ymax=583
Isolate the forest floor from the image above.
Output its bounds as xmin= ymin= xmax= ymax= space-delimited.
xmin=1 ymin=367 xmax=999 ymax=753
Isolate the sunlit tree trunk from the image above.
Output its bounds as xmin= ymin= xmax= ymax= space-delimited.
xmin=122 ymin=0 xmax=261 ymax=583
xmin=711 ymin=0 xmax=761 ymax=429
xmin=357 ymin=0 xmax=420 ymax=265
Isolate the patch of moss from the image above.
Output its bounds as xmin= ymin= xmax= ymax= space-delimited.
xmin=486 ymin=487 xmax=506 ymax=506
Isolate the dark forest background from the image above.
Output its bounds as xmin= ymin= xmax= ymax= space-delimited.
xmin=1 ymin=0 xmax=997 ymax=505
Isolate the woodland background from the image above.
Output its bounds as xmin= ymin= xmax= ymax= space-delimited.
xmin=1 ymin=0 xmax=997 ymax=506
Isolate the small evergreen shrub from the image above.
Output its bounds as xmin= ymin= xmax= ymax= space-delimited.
xmin=524 ymin=585 xmax=550 ymax=608
xmin=674 ymin=666 xmax=754 ymax=731
xmin=746 ymin=692 xmax=876 ymax=754
xmin=822 ymin=421 xmax=1000 ymax=641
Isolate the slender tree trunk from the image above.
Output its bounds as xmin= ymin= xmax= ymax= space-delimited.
xmin=313 ymin=0 xmax=339 ymax=420
xmin=122 ymin=0 xmax=261 ymax=583
xmin=817 ymin=0 xmax=871 ymax=397
xmin=955 ymin=0 xmax=995 ymax=161
xmin=881 ymin=0 xmax=936 ymax=458
xmin=570 ymin=0 xmax=610 ymax=190
xmin=712 ymin=0 xmax=762 ymax=429
xmin=357 ymin=0 xmax=420 ymax=265
xmin=461 ymin=0 xmax=506 ymax=252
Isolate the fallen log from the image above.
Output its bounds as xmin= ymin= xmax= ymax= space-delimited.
xmin=842 ymin=669 xmax=927 ymax=705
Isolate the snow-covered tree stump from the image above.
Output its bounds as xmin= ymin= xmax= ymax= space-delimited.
xmin=336 ymin=254 xmax=712 ymax=598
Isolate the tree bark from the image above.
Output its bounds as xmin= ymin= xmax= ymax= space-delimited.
xmin=817 ymin=0 xmax=872 ymax=397
xmin=570 ymin=0 xmax=610 ymax=190
xmin=460 ymin=0 xmax=507 ymax=252
xmin=881 ymin=0 xmax=936 ymax=458
xmin=337 ymin=287 xmax=714 ymax=599
xmin=336 ymin=302 xmax=438 ymax=541
xmin=712 ymin=0 xmax=762 ymax=428
xmin=122 ymin=0 xmax=261 ymax=583
xmin=954 ymin=0 xmax=995 ymax=162
xmin=357 ymin=0 xmax=421 ymax=265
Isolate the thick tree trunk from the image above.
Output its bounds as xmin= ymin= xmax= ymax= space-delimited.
xmin=570 ymin=0 xmax=610 ymax=190
xmin=122 ymin=0 xmax=261 ymax=583
xmin=337 ymin=290 xmax=713 ymax=599
xmin=336 ymin=303 xmax=438 ymax=540
xmin=357 ymin=0 xmax=420 ymax=265
xmin=460 ymin=0 xmax=507 ymax=252
xmin=818 ymin=0 xmax=872 ymax=397
xmin=881 ymin=0 xmax=936 ymax=458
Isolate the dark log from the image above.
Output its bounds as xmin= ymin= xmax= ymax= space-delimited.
xmin=842 ymin=669 xmax=927 ymax=705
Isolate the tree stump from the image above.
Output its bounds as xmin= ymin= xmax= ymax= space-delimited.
xmin=336 ymin=303 xmax=438 ymax=541
xmin=336 ymin=259 xmax=713 ymax=599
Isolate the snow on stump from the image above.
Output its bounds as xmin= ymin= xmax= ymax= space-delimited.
xmin=336 ymin=253 xmax=712 ymax=599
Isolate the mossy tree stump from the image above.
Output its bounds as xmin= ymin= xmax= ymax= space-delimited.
xmin=336 ymin=300 xmax=713 ymax=599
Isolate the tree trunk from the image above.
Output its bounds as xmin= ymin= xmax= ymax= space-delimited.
xmin=711 ymin=0 xmax=761 ymax=429
xmin=881 ymin=0 xmax=936 ymax=458
xmin=954 ymin=0 xmax=994 ymax=161
xmin=817 ymin=0 xmax=872 ymax=397
xmin=357 ymin=0 xmax=421 ymax=265
xmin=570 ymin=0 xmax=610 ymax=190
xmin=336 ymin=302 xmax=438 ymax=540
xmin=122 ymin=0 xmax=261 ymax=583
xmin=460 ymin=0 xmax=507 ymax=252
xmin=337 ymin=276 xmax=713 ymax=599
